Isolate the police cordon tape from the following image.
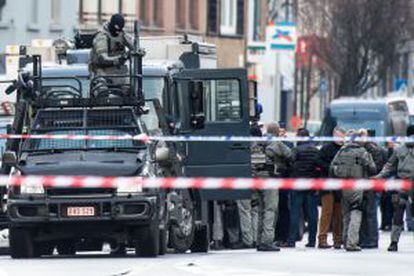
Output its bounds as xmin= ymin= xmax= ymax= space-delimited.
xmin=0 ymin=176 xmax=412 ymax=191
xmin=0 ymin=133 xmax=414 ymax=143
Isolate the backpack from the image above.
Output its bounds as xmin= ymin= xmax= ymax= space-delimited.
xmin=332 ymin=145 xmax=366 ymax=178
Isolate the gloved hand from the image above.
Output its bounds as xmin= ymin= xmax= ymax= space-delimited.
xmin=137 ymin=48 xmax=146 ymax=57
xmin=118 ymin=51 xmax=131 ymax=65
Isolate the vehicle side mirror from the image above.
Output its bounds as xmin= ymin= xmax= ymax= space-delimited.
xmin=189 ymin=81 xmax=205 ymax=129
xmin=5 ymin=83 xmax=17 ymax=95
xmin=2 ymin=151 xmax=17 ymax=166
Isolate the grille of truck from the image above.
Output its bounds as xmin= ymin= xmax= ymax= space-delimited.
xmin=46 ymin=188 xmax=115 ymax=198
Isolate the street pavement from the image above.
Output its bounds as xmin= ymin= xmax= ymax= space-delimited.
xmin=0 ymin=232 xmax=412 ymax=276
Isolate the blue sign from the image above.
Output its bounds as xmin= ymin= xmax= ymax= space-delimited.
xmin=394 ymin=79 xmax=407 ymax=91
xmin=266 ymin=22 xmax=297 ymax=51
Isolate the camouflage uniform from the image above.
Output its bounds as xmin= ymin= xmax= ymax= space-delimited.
xmin=375 ymin=144 xmax=414 ymax=249
xmin=248 ymin=140 xmax=292 ymax=247
xmin=89 ymin=23 xmax=134 ymax=88
xmin=330 ymin=143 xmax=376 ymax=251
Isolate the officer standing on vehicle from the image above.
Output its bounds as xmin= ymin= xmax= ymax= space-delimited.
xmin=374 ymin=125 xmax=414 ymax=252
xmin=89 ymin=14 xmax=142 ymax=88
xmin=330 ymin=130 xmax=377 ymax=252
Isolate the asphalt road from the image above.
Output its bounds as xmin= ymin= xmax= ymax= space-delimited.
xmin=0 ymin=232 xmax=412 ymax=276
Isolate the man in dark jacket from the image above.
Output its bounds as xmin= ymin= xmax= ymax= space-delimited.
xmin=286 ymin=128 xmax=320 ymax=247
xmin=316 ymin=127 xmax=346 ymax=249
xmin=359 ymin=129 xmax=387 ymax=248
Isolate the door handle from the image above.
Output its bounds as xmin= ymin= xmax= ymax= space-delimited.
xmin=230 ymin=143 xmax=249 ymax=150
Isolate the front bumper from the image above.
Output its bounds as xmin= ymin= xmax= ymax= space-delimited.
xmin=7 ymin=194 xmax=159 ymax=225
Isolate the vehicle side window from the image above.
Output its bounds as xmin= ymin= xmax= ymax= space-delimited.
xmin=203 ymin=79 xmax=241 ymax=122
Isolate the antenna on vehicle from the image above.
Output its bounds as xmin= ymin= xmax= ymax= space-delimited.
xmin=133 ymin=20 xmax=144 ymax=106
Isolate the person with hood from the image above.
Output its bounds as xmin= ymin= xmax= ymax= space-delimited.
xmin=89 ymin=14 xmax=144 ymax=88
xmin=374 ymin=125 xmax=414 ymax=252
xmin=330 ymin=130 xmax=377 ymax=251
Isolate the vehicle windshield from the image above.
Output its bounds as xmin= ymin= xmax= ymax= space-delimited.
xmin=143 ymin=77 xmax=165 ymax=105
xmin=336 ymin=119 xmax=386 ymax=137
xmin=24 ymin=109 xmax=144 ymax=151
xmin=41 ymin=77 xmax=90 ymax=98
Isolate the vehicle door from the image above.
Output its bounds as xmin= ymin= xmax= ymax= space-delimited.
xmin=172 ymin=69 xmax=251 ymax=200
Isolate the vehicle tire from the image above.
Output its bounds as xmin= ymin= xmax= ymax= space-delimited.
xmin=35 ymin=242 xmax=54 ymax=256
xmin=56 ymin=240 xmax=76 ymax=256
xmin=169 ymin=190 xmax=195 ymax=253
xmin=158 ymin=228 xmax=167 ymax=256
xmin=135 ymin=221 xmax=160 ymax=258
xmin=190 ymin=224 xmax=209 ymax=253
xmin=9 ymin=227 xmax=36 ymax=259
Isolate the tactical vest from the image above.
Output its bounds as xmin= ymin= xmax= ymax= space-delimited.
xmin=251 ymin=142 xmax=273 ymax=177
xmin=333 ymin=146 xmax=366 ymax=178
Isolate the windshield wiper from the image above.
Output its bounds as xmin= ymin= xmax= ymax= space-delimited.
xmin=96 ymin=147 xmax=144 ymax=153
xmin=24 ymin=149 xmax=78 ymax=155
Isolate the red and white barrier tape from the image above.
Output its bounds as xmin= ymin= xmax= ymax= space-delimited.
xmin=1 ymin=176 xmax=412 ymax=191
xmin=0 ymin=133 xmax=413 ymax=143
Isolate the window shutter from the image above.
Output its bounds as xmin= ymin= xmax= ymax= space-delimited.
xmin=236 ymin=0 xmax=244 ymax=35
xmin=207 ymin=0 xmax=218 ymax=34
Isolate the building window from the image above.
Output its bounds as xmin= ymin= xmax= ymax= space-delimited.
xmin=80 ymin=0 xmax=99 ymax=26
xmin=139 ymin=0 xmax=149 ymax=26
xmin=236 ymin=0 xmax=244 ymax=35
xmin=51 ymin=0 xmax=61 ymax=25
xmin=220 ymin=0 xmax=237 ymax=35
xmin=253 ymin=0 xmax=261 ymax=40
xmin=189 ymin=0 xmax=199 ymax=30
xmin=0 ymin=0 xmax=5 ymax=22
xmin=121 ymin=0 xmax=136 ymax=24
xmin=101 ymin=0 xmax=119 ymax=22
xmin=153 ymin=0 xmax=163 ymax=27
xmin=31 ymin=0 xmax=39 ymax=24
xmin=207 ymin=0 xmax=218 ymax=34
xmin=175 ymin=0 xmax=185 ymax=29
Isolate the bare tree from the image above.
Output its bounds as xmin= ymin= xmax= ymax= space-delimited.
xmin=299 ymin=0 xmax=412 ymax=97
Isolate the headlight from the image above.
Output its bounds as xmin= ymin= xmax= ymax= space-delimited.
xmin=19 ymin=177 xmax=45 ymax=195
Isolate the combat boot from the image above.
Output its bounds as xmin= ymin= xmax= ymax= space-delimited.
xmin=345 ymin=245 xmax=361 ymax=252
xmin=387 ymin=242 xmax=398 ymax=252
xmin=257 ymin=243 xmax=281 ymax=252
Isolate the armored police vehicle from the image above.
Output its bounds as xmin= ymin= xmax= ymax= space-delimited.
xmin=1 ymin=31 xmax=252 ymax=258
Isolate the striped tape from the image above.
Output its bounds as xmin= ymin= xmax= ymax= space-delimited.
xmin=2 ymin=176 xmax=412 ymax=191
xmin=0 ymin=133 xmax=413 ymax=143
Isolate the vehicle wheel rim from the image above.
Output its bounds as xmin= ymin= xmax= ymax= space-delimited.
xmin=179 ymin=206 xmax=193 ymax=237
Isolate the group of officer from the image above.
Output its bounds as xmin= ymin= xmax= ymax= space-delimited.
xmin=90 ymin=13 xmax=414 ymax=254
xmin=240 ymin=123 xmax=414 ymax=252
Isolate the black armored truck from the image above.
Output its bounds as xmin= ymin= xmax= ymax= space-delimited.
xmin=1 ymin=29 xmax=253 ymax=258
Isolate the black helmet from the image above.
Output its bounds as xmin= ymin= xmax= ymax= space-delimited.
xmin=108 ymin=13 xmax=125 ymax=36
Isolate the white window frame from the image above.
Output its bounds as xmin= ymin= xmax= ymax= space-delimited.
xmin=31 ymin=0 xmax=39 ymax=24
xmin=51 ymin=0 xmax=61 ymax=25
xmin=220 ymin=0 xmax=237 ymax=35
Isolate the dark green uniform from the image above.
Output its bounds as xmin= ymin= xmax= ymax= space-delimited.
xmin=89 ymin=23 xmax=134 ymax=87
xmin=375 ymin=144 xmax=414 ymax=249
xmin=330 ymin=143 xmax=376 ymax=251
